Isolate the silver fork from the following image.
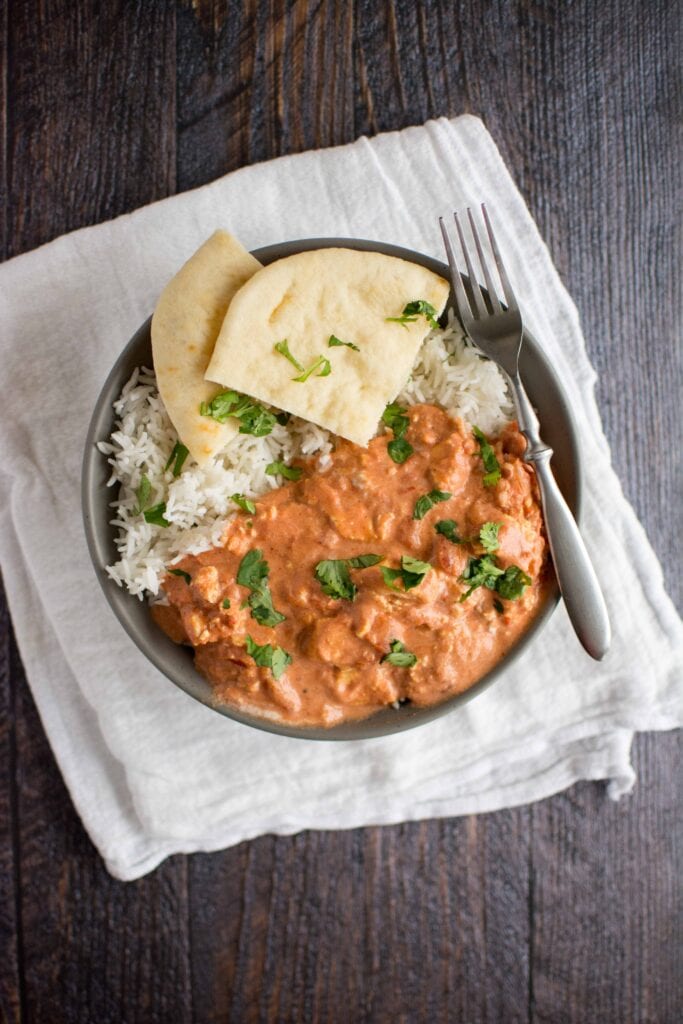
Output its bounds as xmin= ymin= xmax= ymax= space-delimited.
xmin=439 ymin=205 xmax=610 ymax=660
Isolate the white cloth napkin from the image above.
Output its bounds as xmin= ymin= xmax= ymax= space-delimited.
xmin=1 ymin=116 xmax=680 ymax=881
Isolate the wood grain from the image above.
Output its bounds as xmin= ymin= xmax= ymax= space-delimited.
xmin=530 ymin=731 xmax=682 ymax=1024
xmin=188 ymin=815 xmax=532 ymax=1024
xmin=3 ymin=2 xmax=192 ymax=1022
xmin=9 ymin=632 xmax=193 ymax=1024
xmin=1 ymin=1 xmax=680 ymax=1021
xmin=6 ymin=0 xmax=177 ymax=256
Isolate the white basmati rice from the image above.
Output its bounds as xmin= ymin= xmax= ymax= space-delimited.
xmin=98 ymin=314 xmax=513 ymax=597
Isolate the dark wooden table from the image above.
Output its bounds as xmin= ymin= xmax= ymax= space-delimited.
xmin=1 ymin=2 xmax=681 ymax=1021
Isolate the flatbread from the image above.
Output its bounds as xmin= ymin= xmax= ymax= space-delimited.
xmin=151 ymin=230 xmax=261 ymax=464
xmin=205 ymin=248 xmax=450 ymax=446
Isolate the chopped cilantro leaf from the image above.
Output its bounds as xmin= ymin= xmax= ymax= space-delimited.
xmin=385 ymin=299 xmax=440 ymax=329
xmin=382 ymin=402 xmax=414 ymax=464
xmin=222 ymin=598 xmax=231 ymax=609
xmin=231 ymin=493 xmax=256 ymax=514
xmin=236 ymin=549 xmax=269 ymax=590
xmin=328 ymin=334 xmax=360 ymax=351
xmin=249 ymin=589 xmax=286 ymax=627
xmin=435 ymin=519 xmax=464 ymax=544
xmin=315 ymin=559 xmax=356 ymax=601
xmin=236 ymin=549 xmax=286 ymax=627
xmin=200 ymin=390 xmax=276 ymax=437
xmin=380 ymin=567 xmax=403 ymax=589
xmin=274 ymin=339 xmax=304 ymax=372
xmin=479 ymin=521 xmax=501 ymax=553
xmin=387 ymin=438 xmax=414 ymax=464
xmin=381 ymin=555 xmax=431 ymax=592
xmin=459 ymin=555 xmax=530 ymax=602
xmin=315 ymin=554 xmax=382 ymax=601
xmin=165 ymin=441 xmax=189 ymax=478
xmin=496 ymin=565 xmax=532 ymax=600
xmin=293 ymin=355 xmax=331 ymax=382
xmin=265 ymin=461 xmax=303 ymax=481
xmin=245 ymin=635 xmax=292 ymax=680
xmin=459 ymin=555 xmax=504 ymax=600
xmin=199 ymin=390 xmax=244 ymax=421
xmin=347 ymin=554 xmax=383 ymax=569
xmin=402 ymin=555 xmax=431 ymax=576
xmin=133 ymin=474 xmax=152 ymax=515
xmin=168 ymin=568 xmax=191 ymax=584
xmin=473 ymin=426 xmax=502 ymax=487
xmin=237 ymin=405 xmax=277 ymax=437
xmin=381 ymin=638 xmax=418 ymax=667
xmin=382 ymin=402 xmax=410 ymax=439
xmin=413 ymin=489 xmax=452 ymax=520
xmin=143 ymin=502 xmax=170 ymax=528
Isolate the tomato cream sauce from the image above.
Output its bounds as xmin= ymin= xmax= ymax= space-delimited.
xmin=153 ymin=404 xmax=551 ymax=727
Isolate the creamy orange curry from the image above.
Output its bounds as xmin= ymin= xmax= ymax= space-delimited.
xmin=153 ymin=404 xmax=551 ymax=727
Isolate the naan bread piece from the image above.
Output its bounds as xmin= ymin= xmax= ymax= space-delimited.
xmin=151 ymin=231 xmax=261 ymax=464
xmin=205 ymin=248 xmax=450 ymax=446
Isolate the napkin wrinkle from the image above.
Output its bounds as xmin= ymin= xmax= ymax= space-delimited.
xmin=1 ymin=115 xmax=680 ymax=880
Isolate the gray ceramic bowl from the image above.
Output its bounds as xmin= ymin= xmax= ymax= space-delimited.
xmin=82 ymin=238 xmax=581 ymax=740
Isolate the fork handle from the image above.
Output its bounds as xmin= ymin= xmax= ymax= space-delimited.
xmin=508 ymin=374 xmax=611 ymax=660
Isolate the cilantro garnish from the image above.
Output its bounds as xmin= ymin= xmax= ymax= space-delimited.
xmin=315 ymin=554 xmax=383 ymax=601
xmin=413 ymin=489 xmax=452 ymax=521
xmin=165 ymin=441 xmax=189 ymax=478
xmin=199 ymin=390 xmax=247 ymax=422
xmin=382 ymin=402 xmax=410 ymax=437
xmin=134 ymin=474 xmax=170 ymax=526
xmin=231 ymin=493 xmax=256 ymax=515
xmin=237 ymin=405 xmax=278 ymax=437
xmin=168 ymin=568 xmax=191 ymax=584
xmin=347 ymin=554 xmax=384 ymax=569
xmin=435 ymin=519 xmax=464 ymax=544
xmin=386 ymin=438 xmax=412 ymax=464
xmin=472 ymin=426 xmax=502 ymax=487
xmin=274 ymin=340 xmax=332 ymax=381
xmin=236 ymin=549 xmax=268 ymax=590
xmin=200 ymin=391 xmax=276 ymax=437
xmin=236 ymin=549 xmax=286 ymax=627
xmin=385 ymin=299 xmax=440 ymax=330
xmin=265 ymin=461 xmax=303 ymax=481
xmin=328 ymin=334 xmax=360 ymax=352
xmin=222 ymin=598 xmax=231 ymax=609
xmin=143 ymin=503 xmax=170 ymax=528
xmin=315 ymin=560 xmax=355 ymax=601
xmin=133 ymin=474 xmax=152 ymax=515
xmin=459 ymin=555 xmax=504 ymax=600
xmin=496 ymin=565 xmax=532 ymax=600
xmin=479 ymin=521 xmax=501 ymax=554
xmin=459 ymin=555 xmax=530 ymax=603
xmin=293 ymin=355 xmax=332 ymax=382
xmin=245 ymin=635 xmax=292 ymax=680
xmin=381 ymin=555 xmax=431 ymax=592
xmin=274 ymin=339 xmax=304 ymax=372
xmin=381 ymin=638 xmax=418 ymax=667
xmin=382 ymin=402 xmax=414 ymax=464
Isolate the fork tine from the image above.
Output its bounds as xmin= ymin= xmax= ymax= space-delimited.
xmin=454 ymin=212 xmax=488 ymax=318
xmin=439 ymin=217 xmax=474 ymax=323
xmin=467 ymin=207 xmax=502 ymax=314
xmin=481 ymin=203 xmax=518 ymax=310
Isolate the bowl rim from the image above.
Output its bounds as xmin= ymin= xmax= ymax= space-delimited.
xmin=82 ymin=236 xmax=582 ymax=741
